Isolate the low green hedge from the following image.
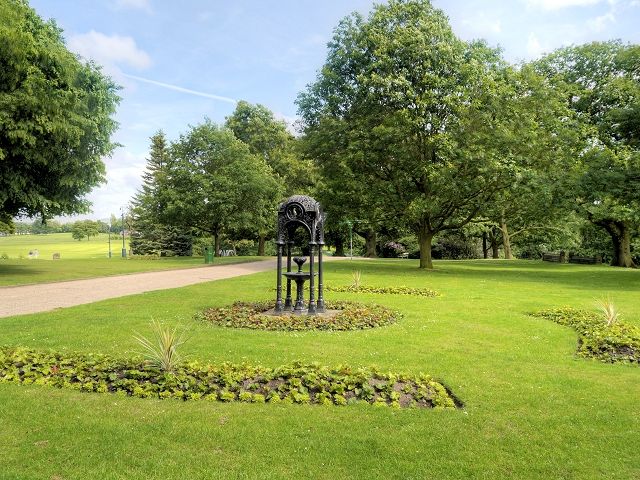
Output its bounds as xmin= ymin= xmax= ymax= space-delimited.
xmin=198 ymin=300 xmax=399 ymax=331
xmin=532 ymin=307 xmax=639 ymax=364
xmin=325 ymin=285 xmax=439 ymax=297
xmin=0 ymin=346 xmax=457 ymax=409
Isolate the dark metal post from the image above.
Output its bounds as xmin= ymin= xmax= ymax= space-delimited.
xmin=285 ymin=241 xmax=293 ymax=309
xmin=307 ymin=242 xmax=316 ymax=314
xmin=275 ymin=241 xmax=284 ymax=312
xmin=121 ymin=208 xmax=127 ymax=258
xmin=317 ymin=242 xmax=325 ymax=312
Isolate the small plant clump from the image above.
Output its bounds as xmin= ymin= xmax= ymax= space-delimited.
xmin=595 ymin=296 xmax=620 ymax=326
xmin=325 ymin=285 xmax=439 ymax=297
xmin=133 ymin=321 xmax=187 ymax=373
xmin=198 ymin=301 xmax=399 ymax=331
xmin=0 ymin=346 xmax=458 ymax=409
xmin=532 ymin=307 xmax=639 ymax=364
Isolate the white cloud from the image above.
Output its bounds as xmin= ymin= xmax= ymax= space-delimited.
xmin=526 ymin=0 xmax=603 ymax=9
xmin=461 ymin=16 xmax=502 ymax=35
xmin=68 ymin=31 xmax=152 ymax=75
xmin=113 ymin=0 xmax=152 ymax=13
xmin=527 ymin=32 xmax=545 ymax=58
xmin=587 ymin=11 xmax=616 ymax=31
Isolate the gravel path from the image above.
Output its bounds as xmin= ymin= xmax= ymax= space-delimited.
xmin=0 ymin=257 xmax=350 ymax=318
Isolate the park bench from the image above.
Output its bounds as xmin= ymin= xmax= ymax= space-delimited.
xmin=542 ymin=252 xmax=566 ymax=263
xmin=568 ymin=253 xmax=602 ymax=265
xmin=398 ymin=252 xmax=409 ymax=259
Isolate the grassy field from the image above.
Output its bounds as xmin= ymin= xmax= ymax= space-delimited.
xmin=0 ymin=233 xmax=262 ymax=286
xmin=0 ymin=259 xmax=638 ymax=479
xmin=0 ymin=232 xmax=127 ymax=259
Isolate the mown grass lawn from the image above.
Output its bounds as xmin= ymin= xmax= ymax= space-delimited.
xmin=0 ymin=259 xmax=638 ymax=479
xmin=0 ymin=233 xmax=262 ymax=286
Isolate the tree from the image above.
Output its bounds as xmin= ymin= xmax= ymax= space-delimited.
xmin=0 ymin=0 xmax=120 ymax=224
xmin=225 ymin=101 xmax=315 ymax=254
xmin=129 ymin=131 xmax=192 ymax=256
xmin=298 ymin=0 xmax=567 ymax=268
xmin=71 ymin=220 xmax=100 ymax=241
xmin=159 ymin=121 xmax=282 ymax=255
xmin=535 ymin=42 xmax=640 ymax=267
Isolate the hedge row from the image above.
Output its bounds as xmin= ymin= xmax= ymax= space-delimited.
xmin=325 ymin=285 xmax=439 ymax=297
xmin=0 ymin=346 xmax=457 ymax=409
xmin=198 ymin=300 xmax=399 ymax=331
xmin=532 ymin=308 xmax=639 ymax=364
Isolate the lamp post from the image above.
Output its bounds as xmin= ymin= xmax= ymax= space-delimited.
xmin=108 ymin=219 xmax=112 ymax=258
xmin=121 ymin=208 xmax=127 ymax=258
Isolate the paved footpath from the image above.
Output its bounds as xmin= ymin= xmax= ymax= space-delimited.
xmin=0 ymin=257 xmax=350 ymax=318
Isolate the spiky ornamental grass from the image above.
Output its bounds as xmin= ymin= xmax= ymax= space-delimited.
xmin=133 ymin=321 xmax=188 ymax=372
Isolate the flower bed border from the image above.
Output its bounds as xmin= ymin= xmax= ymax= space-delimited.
xmin=531 ymin=307 xmax=639 ymax=364
xmin=325 ymin=285 xmax=439 ymax=297
xmin=199 ymin=300 xmax=400 ymax=331
xmin=0 ymin=346 xmax=458 ymax=409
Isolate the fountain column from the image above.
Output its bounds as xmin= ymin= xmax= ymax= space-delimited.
xmin=275 ymin=241 xmax=284 ymax=312
xmin=307 ymin=242 xmax=316 ymax=314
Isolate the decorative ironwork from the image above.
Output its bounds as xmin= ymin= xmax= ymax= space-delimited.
xmin=275 ymin=195 xmax=325 ymax=314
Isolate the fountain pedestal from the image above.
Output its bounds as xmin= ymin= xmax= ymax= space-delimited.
xmin=282 ymin=257 xmax=317 ymax=314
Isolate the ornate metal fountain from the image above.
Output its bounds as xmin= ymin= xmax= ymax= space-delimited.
xmin=275 ymin=195 xmax=325 ymax=315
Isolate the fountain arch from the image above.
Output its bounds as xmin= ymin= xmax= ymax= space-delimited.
xmin=275 ymin=195 xmax=325 ymax=314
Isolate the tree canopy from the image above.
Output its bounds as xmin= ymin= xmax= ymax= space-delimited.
xmin=0 ymin=0 xmax=120 ymax=225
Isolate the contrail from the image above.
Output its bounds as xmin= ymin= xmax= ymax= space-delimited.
xmin=122 ymin=73 xmax=237 ymax=104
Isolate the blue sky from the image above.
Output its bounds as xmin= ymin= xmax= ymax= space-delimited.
xmin=27 ymin=0 xmax=640 ymax=221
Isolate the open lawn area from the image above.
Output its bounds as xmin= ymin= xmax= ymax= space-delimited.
xmin=0 ymin=233 xmax=261 ymax=286
xmin=0 ymin=259 xmax=638 ymax=479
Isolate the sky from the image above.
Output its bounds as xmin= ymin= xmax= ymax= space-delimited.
xmin=26 ymin=0 xmax=640 ymax=222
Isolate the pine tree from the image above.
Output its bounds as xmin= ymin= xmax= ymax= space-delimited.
xmin=130 ymin=131 xmax=192 ymax=256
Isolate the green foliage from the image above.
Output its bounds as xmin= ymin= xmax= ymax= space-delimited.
xmin=133 ymin=321 xmax=187 ymax=373
xmin=325 ymin=285 xmax=438 ymax=297
xmin=0 ymin=346 xmax=456 ymax=409
xmin=532 ymin=308 xmax=639 ymax=364
xmin=199 ymin=300 xmax=400 ymax=331
xmin=70 ymin=220 xmax=101 ymax=241
xmin=0 ymin=0 xmax=120 ymax=220
xmin=535 ymin=42 xmax=640 ymax=267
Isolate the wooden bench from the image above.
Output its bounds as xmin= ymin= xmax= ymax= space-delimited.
xmin=542 ymin=252 xmax=566 ymax=263
xmin=568 ymin=254 xmax=602 ymax=265
xmin=398 ymin=252 xmax=409 ymax=259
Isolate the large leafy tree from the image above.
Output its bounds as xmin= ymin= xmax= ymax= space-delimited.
xmin=535 ymin=41 xmax=640 ymax=267
xmin=297 ymin=0 xmax=567 ymax=268
xmin=159 ymin=121 xmax=282 ymax=256
xmin=225 ymin=101 xmax=315 ymax=254
xmin=0 ymin=0 xmax=120 ymax=226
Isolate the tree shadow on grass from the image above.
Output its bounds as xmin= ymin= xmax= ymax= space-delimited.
xmin=329 ymin=259 xmax=640 ymax=293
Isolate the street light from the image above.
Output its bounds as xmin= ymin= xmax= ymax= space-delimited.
xmin=121 ymin=207 xmax=127 ymax=258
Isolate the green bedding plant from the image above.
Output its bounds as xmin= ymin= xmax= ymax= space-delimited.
xmin=324 ymin=285 xmax=439 ymax=297
xmin=0 ymin=346 xmax=457 ymax=409
xmin=531 ymin=307 xmax=640 ymax=364
xmin=198 ymin=300 xmax=400 ymax=331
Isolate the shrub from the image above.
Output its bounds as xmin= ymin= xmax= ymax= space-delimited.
xmin=531 ymin=307 xmax=639 ymax=364
xmin=325 ymin=285 xmax=438 ymax=297
xmin=198 ymin=301 xmax=400 ymax=331
xmin=0 ymin=346 xmax=458 ymax=409
xmin=380 ymin=241 xmax=407 ymax=258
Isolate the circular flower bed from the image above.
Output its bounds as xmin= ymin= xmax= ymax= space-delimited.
xmin=198 ymin=300 xmax=400 ymax=331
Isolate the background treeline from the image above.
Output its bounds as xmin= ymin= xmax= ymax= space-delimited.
xmin=125 ymin=0 xmax=640 ymax=268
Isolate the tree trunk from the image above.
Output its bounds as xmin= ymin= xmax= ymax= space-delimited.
xmin=598 ymin=220 xmax=636 ymax=268
xmin=213 ymin=234 xmax=220 ymax=257
xmin=418 ymin=227 xmax=435 ymax=269
xmin=482 ymin=232 xmax=488 ymax=259
xmin=257 ymin=235 xmax=266 ymax=256
xmin=500 ymin=214 xmax=513 ymax=260
xmin=364 ymin=230 xmax=377 ymax=258
xmin=334 ymin=237 xmax=345 ymax=257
